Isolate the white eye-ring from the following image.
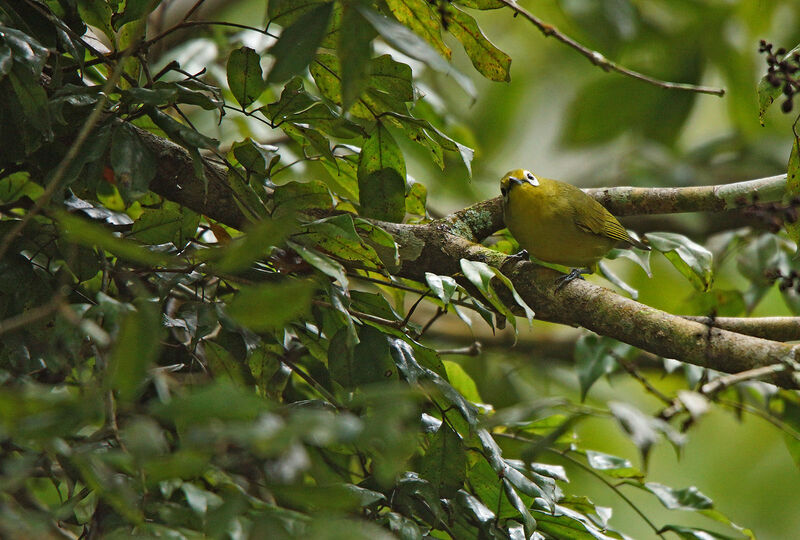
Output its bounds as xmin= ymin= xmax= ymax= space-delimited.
xmin=525 ymin=172 xmax=539 ymax=186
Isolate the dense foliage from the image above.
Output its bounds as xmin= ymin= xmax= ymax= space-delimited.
xmin=2 ymin=1 xmax=800 ymax=539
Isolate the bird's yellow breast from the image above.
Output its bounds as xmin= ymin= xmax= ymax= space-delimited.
xmin=503 ymin=177 xmax=617 ymax=268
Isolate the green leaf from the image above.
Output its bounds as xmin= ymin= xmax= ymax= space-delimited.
xmin=446 ymin=5 xmax=510 ymax=82
xmin=575 ymin=334 xmax=631 ymax=401
xmin=227 ymin=46 xmax=267 ymax=108
xmin=338 ymin=4 xmax=375 ymax=110
xmin=608 ymin=401 xmax=686 ymax=465
xmin=0 ymin=43 xmax=13 ymax=78
xmin=757 ymin=43 xmax=800 ymax=125
xmin=659 ymin=525 xmax=738 ymax=540
xmin=0 ymin=26 xmax=49 ymax=78
xmin=268 ymin=0 xmax=328 ymax=26
xmin=301 ymin=214 xmax=383 ymax=268
xmin=109 ymin=301 xmax=162 ymax=402
xmin=111 ymin=122 xmax=156 ymax=201
xmin=267 ymin=2 xmax=333 ymax=84
xmin=357 ymin=6 xmax=476 ymax=99
xmin=288 ymin=240 xmax=349 ymax=290
xmin=368 ymin=54 xmax=415 ymax=102
xmin=0 ymin=171 xmax=42 ymax=203
xmin=405 ymin=180 xmax=427 ymax=215
xmin=359 ymin=168 xmax=406 ymax=223
xmin=130 ymin=209 xmax=183 ymax=245
xmin=8 ymin=67 xmax=51 ymax=138
xmin=232 ymin=138 xmax=279 ymax=177
xmin=583 ymin=450 xmax=643 ymax=479
xmin=384 ymin=0 xmax=451 ymax=59
xmin=329 ymin=326 xmax=398 ymax=389
xmin=146 ymin=107 xmax=217 ymax=149
xmin=443 ymin=360 xmax=482 ymax=403
xmin=77 ymin=0 xmax=116 ymax=43
xmin=646 ymin=232 xmax=713 ymax=291
xmin=785 ymin=136 xmax=800 ymax=248
xmin=57 ymin=211 xmax=175 ymax=266
xmin=226 ymin=280 xmax=314 ymax=331
xmin=420 ymin=422 xmax=466 ymax=498
xmin=643 ymin=482 xmax=713 ymax=511
xmin=455 ymin=0 xmax=504 ymax=9
xmin=112 ymin=0 xmax=163 ymax=31
xmin=502 ymin=478 xmax=537 ymax=534
xmin=272 ymin=180 xmax=333 ymax=218
xmin=359 ymin=121 xmax=406 ymax=178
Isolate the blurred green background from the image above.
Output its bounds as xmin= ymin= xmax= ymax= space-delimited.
xmin=181 ymin=0 xmax=800 ymax=536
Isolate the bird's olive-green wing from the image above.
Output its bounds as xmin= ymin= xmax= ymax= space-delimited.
xmin=572 ymin=202 xmax=633 ymax=243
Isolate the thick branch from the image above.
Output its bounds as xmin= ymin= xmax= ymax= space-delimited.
xmin=134 ymin=127 xmax=798 ymax=386
xmin=448 ymin=175 xmax=789 ymax=241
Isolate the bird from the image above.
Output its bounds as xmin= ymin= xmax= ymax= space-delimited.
xmin=500 ymin=168 xmax=649 ymax=288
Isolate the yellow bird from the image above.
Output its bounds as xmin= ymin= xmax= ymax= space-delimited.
xmin=500 ymin=168 xmax=648 ymax=287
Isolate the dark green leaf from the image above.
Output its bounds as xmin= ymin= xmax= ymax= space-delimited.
xmin=329 ymin=325 xmax=398 ymax=389
xmin=268 ymin=0 xmax=328 ymax=26
xmin=420 ymin=422 xmax=466 ymax=498
xmin=446 ymin=5 xmax=510 ymax=82
xmin=338 ymin=4 xmax=375 ymax=110
xmin=109 ymin=301 xmax=162 ymax=402
xmin=0 ymin=43 xmax=12 ymax=77
xmin=288 ymin=240 xmax=349 ymax=290
xmin=359 ymin=168 xmax=406 ymax=222
xmin=359 ymin=122 xmax=406 ymax=178
xmin=785 ymin=137 xmax=800 ymax=248
xmin=57 ymin=211 xmax=175 ymax=265
xmin=226 ymin=280 xmax=314 ymax=331
xmin=575 ymin=334 xmax=628 ymax=401
xmin=227 ymin=46 xmax=267 ymax=108
xmin=146 ymin=107 xmax=218 ymax=149
xmin=8 ymin=68 xmax=51 ymax=138
xmin=211 ymin=217 xmax=295 ymax=272
xmin=267 ymin=3 xmax=333 ymax=84
xmin=111 ymin=122 xmax=156 ymax=201
xmin=130 ymin=209 xmax=183 ymax=245
xmin=232 ymin=138 xmax=279 ymax=176
xmin=272 ymin=180 xmax=333 ymax=218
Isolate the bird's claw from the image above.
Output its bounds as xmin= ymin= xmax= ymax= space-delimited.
xmin=555 ymin=268 xmax=586 ymax=291
xmin=509 ymin=249 xmax=529 ymax=262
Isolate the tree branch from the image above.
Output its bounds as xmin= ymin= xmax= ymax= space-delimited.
xmin=497 ymin=0 xmax=725 ymax=97
xmin=133 ymin=125 xmax=799 ymax=387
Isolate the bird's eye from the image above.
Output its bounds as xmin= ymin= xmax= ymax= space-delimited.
xmin=526 ymin=172 xmax=535 ymax=180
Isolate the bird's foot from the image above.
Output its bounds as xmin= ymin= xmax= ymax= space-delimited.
xmin=508 ymin=249 xmax=529 ymax=262
xmin=555 ymin=268 xmax=588 ymax=291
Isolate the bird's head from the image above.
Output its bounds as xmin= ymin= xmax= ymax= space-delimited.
xmin=500 ymin=169 xmax=539 ymax=203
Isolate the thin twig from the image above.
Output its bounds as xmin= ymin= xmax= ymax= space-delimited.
xmin=701 ymin=363 xmax=789 ymax=396
xmin=498 ymin=0 xmax=724 ymax=97
xmin=438 ymin=341 xmax=482 ymax=357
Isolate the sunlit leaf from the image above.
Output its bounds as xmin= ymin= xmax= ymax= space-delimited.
xmin=646 ymin=232 xmax=713 ymax=291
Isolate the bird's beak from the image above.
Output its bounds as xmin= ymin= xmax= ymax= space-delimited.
xmin=509 ymin=177 xmax=525 ymax=186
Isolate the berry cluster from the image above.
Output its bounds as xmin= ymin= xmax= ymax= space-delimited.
xmin=764 ymin=268 xmax=800 ymax=293
xmin=759 ymin=40 xmax=800 ymax=113
xmin=738 ymin=193 xmax=800 ymax=233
